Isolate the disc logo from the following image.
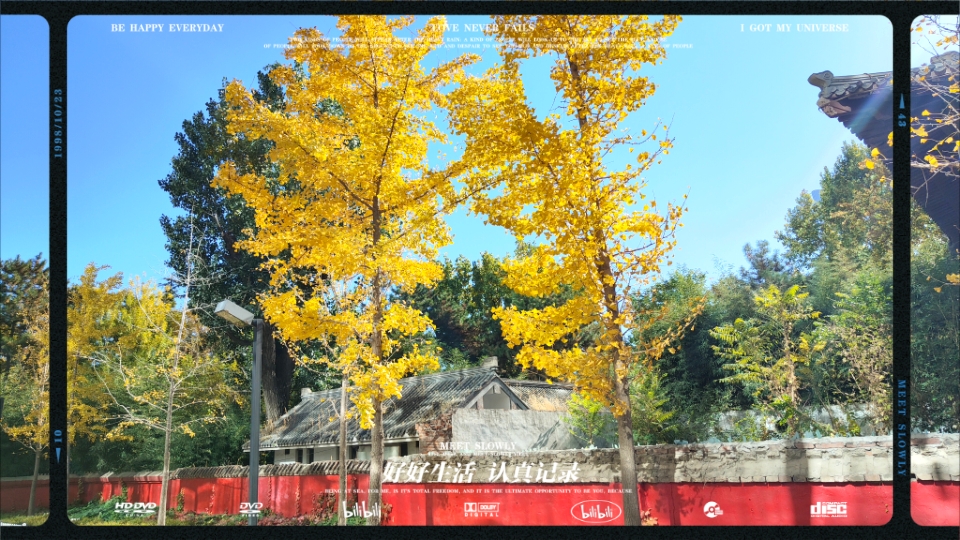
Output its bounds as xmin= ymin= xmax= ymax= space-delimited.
xmin=703 ymin=501 xmax=724 ymax=518
xmin=114 ymin=502 xmax=158 ymax=515
xmin=810 ymin=502 xmax=847 ymax=518
xmin=571 ymin=500 xmax=622 ymax=523
xmin=239 ymin=502 xmax=264 ymax=515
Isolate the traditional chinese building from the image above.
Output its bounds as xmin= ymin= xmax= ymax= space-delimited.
xmin=244 ymin=359 xmax=580 ymax=464
xmin=808 ymin=51 xmax=959 ymax=249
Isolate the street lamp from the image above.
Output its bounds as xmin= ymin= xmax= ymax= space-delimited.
xmin=215 ymin=299 xmax=262 ymax=526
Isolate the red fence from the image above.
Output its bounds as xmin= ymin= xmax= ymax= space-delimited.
xmin=911 ymin=481 xmax=960 ymax=526
xmin=382 ymin=482 xmax=895 ymax=525
xmin=2 ymin=475 xmax=956 ymax=526
xmin=0 ymin=475 xmax=920 ymax=526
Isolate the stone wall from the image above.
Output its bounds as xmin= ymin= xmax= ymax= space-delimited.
xmin=911 ymin=433 xmax=959 ymax=481
xmin=46 ymin=433 xmax=956 ymax=483
xmin=380 ymin=434 xmax=960 ymax=484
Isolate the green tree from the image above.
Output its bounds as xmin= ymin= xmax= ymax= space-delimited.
xmin=626 ymin=269 xmax=734 ymax=442
xmin=777 ymin=141 xmax=893 ymax=269
xmin=911 ymin=220 xmax=959 ymax=432
xmin=813 ymin=267 xmax=892 ymax=435
xmin=562 ymin=392 xmax=616 ymax=447
xmin=79 ymin=227 xmax=238 ymax=525
xmin=710 ymin=285 xmax=824 ymax=438
xmin=0 ymin=255 xmax=49 ymax=515
xmin=396 ymin=246 xmax=598 ymax=378
xmin=1 ymin=255 xmax=47 ymax=379
xmin=159 ymin=65 xmax=318 ymax=428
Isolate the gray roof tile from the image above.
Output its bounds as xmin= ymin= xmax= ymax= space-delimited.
xmin=247 ymin=367 xmax=516 ymax=450
xmin=503 ymin=380 xmax=573 ymax=412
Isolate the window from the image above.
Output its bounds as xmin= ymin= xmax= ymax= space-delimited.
xmin=296 ymin=448 xmax=303 ymax=463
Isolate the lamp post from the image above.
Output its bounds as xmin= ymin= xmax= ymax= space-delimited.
xmin=215 ymin=299 xmax=262 ymax=526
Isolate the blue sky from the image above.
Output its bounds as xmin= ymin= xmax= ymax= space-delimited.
xmin=0 ymin=16 xmax=49 ymax=262
xmin=64 ymin=15 xmax=896 ymax=287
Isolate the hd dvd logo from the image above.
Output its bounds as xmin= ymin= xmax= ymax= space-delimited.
xmin=703 ymin=501 xmax=724 ymax=518
xmin=114 ymin=502 xmax=158 ymax=515
xmin=810 ymin=502 xmax=847 ymax=518
xmin=464 ymin=502 xmax=500 ymax=517
xmin=239 ymin=502 xmax=264 ymax=515
xmin=571 ymin=500 xmax=622 ymax=523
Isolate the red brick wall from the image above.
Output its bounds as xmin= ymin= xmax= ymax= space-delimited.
xmin=415 ymin=412 xmax=453 ymax=454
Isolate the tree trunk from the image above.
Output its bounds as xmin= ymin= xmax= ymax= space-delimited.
xmin=592 ymin=233 xmax=642 ymax=525
xmin=367 ymin=195 xmax=384 ymax=526
xmin=366 ymin=396 xmax=383 ymax=526
xmin=157 ymin=391 xmax=175 ymax=526
xmin=259 ymin=322 xmax=281 ymax=427
xmin=274 ymin=340 xmax=294 ymax=416
xmin=27 ymin=447 xmax=41 ymax=516
xmin=338 ymin=373 xmax=348 ymax=526
xmin=65 ymin=435 xmax=70 ymax=483
xmin=614 ymin=376 xmax=641 ymax=526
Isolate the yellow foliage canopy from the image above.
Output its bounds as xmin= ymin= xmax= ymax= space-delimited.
xmin=213 ymin=16 xmax=477 ymax=427
xmin=447 ymin=16 xmax=688 ymax=416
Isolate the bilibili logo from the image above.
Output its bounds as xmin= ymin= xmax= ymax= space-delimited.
xmin=571 ymin=500 xmax=622 ymax=523
xmin=344 ymin=501 xmax=381 ymax=518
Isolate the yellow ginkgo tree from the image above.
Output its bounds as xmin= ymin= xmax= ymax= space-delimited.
xmin=80 ymin=224 xmax=236 ymax=525
xmin=0 ymin=258 xmax=49 ymax=516
xmin=66 ymin=264 xmax=164 ymax=481
xmin=212 ymin=16 xmax=478 ymax=525
xmin=445 ymin=15 xmax=689 ymax=526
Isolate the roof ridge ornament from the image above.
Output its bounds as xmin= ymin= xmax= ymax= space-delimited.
xmin=807 ymin=70 xmax=834 ymax=90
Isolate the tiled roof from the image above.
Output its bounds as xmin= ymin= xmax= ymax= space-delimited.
xmin=808 ymin=52 xmax=959 ymax=249
xmin=503 ymin=380 xmax=573 ymax=412
xmin=807 ymin=52 xmax=958 ymax=117
xmin=807 ymin=70 xmax=893 ymax=117
xmin=247 ymin=366 xmax=528 ymax=450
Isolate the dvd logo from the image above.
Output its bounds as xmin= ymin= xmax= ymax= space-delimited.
xmin=810 ymin=502 xmax=847 ymax=517
xmin=114 ymin=502 xmax=158 ymax=514
xmin=571 ymin=500 xmax=622 ymax=523
xmin=703 ymin=501 xmax=723 ymax=518
xmin=239 ymin=502 xmax=264 ymax=515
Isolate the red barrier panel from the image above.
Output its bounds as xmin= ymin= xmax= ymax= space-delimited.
xmin=381 ymin=482 xmax=891 ymax=526
xmin=4 ymin=475 xmax=939 ymax=526
xmin=171 ymin=474 xmax=368 ymax=516
xmin=911 ymin=481 xmax=960 ymax=526
xmin=0 ymin=478 xmax=49 ymax=513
